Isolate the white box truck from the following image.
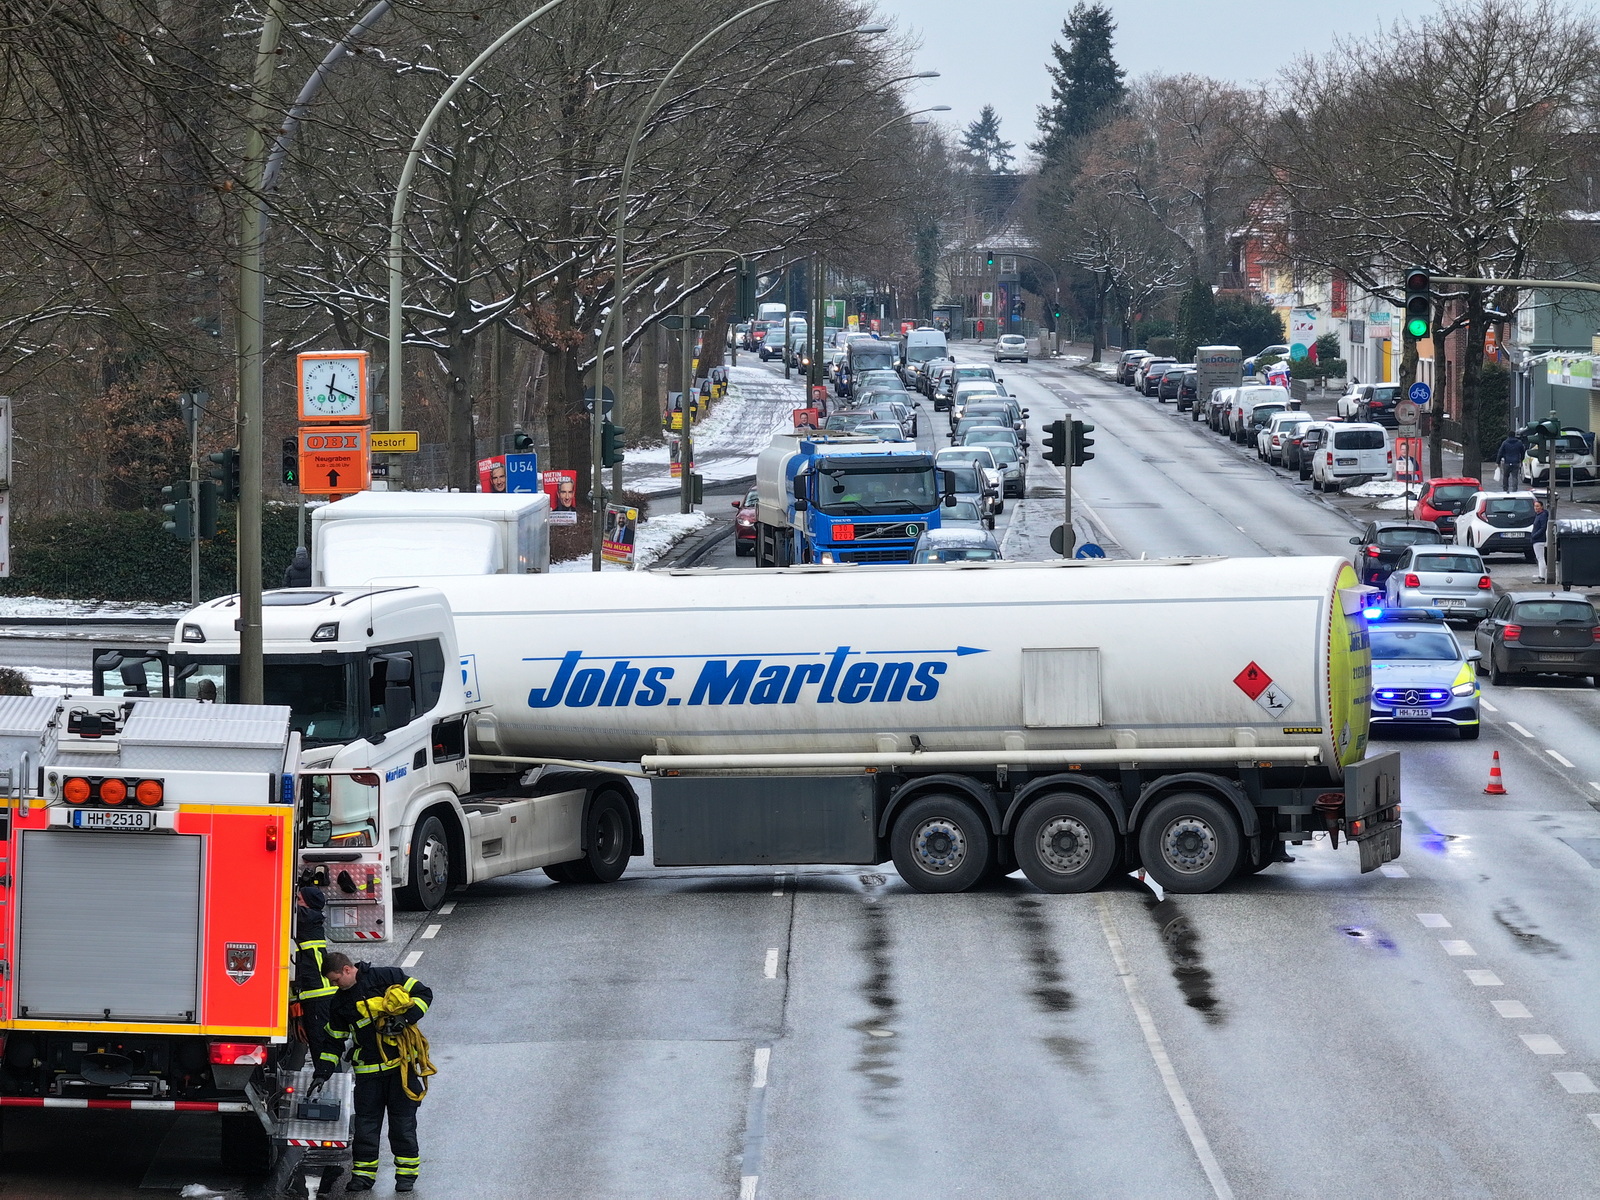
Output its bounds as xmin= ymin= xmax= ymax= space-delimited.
xmin=310 ymin=491 xmax=550 ymax=585
xmin=1190 ymin=345 xmax=1244 ymax=420
xmin=96 ymin=556 xmax=1400 ymax=901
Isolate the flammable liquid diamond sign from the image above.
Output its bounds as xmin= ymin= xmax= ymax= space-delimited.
xmin=1233 ymin=661 xmax=1271 ymax=700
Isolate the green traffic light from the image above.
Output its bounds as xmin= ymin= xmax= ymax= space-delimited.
xmin=1406 ymin=317 xmax=1429 ymax=338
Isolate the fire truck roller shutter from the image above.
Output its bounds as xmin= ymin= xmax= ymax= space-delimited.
xmin=18 ymin=831 xmax=202 ymax=1022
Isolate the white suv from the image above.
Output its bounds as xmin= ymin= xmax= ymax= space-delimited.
xmin=1258 ymin=411 xmax=1315 ymax=465
xmin=1311 ymin=422 xmax=1392 ymax=492
xmin=994 ymin=334 xmax=1029 ymax=363
xmin=1453 ymin=491 xmax=1539 ymax=562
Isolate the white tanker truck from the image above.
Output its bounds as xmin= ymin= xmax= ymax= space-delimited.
xmin=94 ymin=556 xmax=1399 ymax=901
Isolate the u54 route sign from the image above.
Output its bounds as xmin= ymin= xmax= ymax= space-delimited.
xmin=298 ymin=425 xmax=370 ymax=495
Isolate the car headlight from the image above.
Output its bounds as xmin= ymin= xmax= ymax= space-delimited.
xmin=1451 ymin=663 xmax=1477 ymax=696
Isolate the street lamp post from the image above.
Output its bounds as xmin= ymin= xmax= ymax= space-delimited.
xmin=868 ymin=105 xmax=950 ymax=137
xmin=1004 ymin=252 xmax=1064 ymax=356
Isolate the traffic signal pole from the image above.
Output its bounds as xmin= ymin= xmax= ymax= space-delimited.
xmin=1061 ymin=411 xmax=1075 ymax=558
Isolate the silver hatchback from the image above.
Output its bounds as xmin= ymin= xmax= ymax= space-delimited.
xmin=1383 ymin=546 xmax=1494 ymax=623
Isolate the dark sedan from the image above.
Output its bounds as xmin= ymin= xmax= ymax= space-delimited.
xmin=1474 ymin=592 xmax=1600 ymax=685
xmin=1157 ymin=364 xmax=1195 ymax=403
xmin=1351 ymin=520 xmax=1446 ymax=586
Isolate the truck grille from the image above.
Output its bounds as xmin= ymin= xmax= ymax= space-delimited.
xmin=841 ymin=548 xmax=913 ymax=564
xmin=1373 ymin=688 xmax=1451 ymax=707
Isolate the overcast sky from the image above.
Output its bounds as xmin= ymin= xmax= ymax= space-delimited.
xmin=879 ymin=0 xmax=1442 ymax=161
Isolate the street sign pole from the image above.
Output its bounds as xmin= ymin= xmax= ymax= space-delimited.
xmin=1062 ymin=410 xmax=1075 ymax=558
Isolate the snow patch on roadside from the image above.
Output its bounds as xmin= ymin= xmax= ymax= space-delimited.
xmin=551 ymin=510 xmax=712 ymax=572
xmin=1342 ymin=480 xmax=1408 ymax=498
xmin=0 ymin=597 xmax=188 ymax=618
xmin=624 ymin=366 xmax=808 ymax=492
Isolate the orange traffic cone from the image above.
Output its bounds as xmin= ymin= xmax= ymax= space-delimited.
xmin=1483 ymin=750 xmax=1507 ymax=795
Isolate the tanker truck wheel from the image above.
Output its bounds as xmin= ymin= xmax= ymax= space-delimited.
xmin=397 ymin=814 xmax=451 ymax=911
xmin=1013 ymin=794 xmax=1117 ymax=893
xmin=889 ymin=794 xmax=992 ymax=893
xmin=1137 ymin=793 xmax=1241 ymax=894
xmin=549 ymin=790 xmax=634 ymax=884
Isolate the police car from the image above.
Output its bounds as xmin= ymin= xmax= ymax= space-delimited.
xmin=1365 ymin=607 xmax=1481 ymax=739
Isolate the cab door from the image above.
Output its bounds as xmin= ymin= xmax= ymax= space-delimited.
xmin=91 ymin=648 xmax=170 ymax=698
xmin=298 ymin=773 xmax=392 ymax=945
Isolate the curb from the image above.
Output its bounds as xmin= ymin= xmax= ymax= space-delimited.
xmin=0 ymin=614 xmax=180 ymax=628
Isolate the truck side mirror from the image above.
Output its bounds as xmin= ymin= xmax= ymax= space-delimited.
xmin=384 ymin=683 xmax=414 ymax=730
xmin=304 ymin=819 xmax=332 ymax=846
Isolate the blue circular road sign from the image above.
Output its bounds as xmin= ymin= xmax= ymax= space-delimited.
xmin=1075 ymin=543 xmax=1106 ymax=559
xmin=1409 ymin=382 xmax=1431 ymax=404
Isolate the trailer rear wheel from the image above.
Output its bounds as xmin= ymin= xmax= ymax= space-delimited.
xmin=397 ymin=814 xmax=451 ymax=911
xmin=889 ymin=794 xmax=991 ymax=893
xmin=1013 ymin=793 xmax=1117 ymax=893
xmin=1137 ymin=793 xmax=1241 ymax=894
xmin=556 ymin=791 xmax=634 ymax=884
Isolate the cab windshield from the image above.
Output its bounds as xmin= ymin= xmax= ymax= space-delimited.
xmin=174 ymin=656 xmax=361 ymax=745
xmin=816 ymin=465 xmax=938 ymax=515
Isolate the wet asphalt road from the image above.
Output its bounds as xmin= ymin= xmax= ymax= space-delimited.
xmin=8 ymin=354 xmax=1600 ymax=1197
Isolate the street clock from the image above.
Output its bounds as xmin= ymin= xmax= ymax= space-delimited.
xmin=297 ymin=351 xmax=369 ymax=423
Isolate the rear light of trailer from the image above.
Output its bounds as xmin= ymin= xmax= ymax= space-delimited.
xmin=98 ymin=779 xmax=127 ymax=805
xmin=136 ymin=779 xmax=164 ymax=806
xmin=1503 ymin=624 xmax=1522 ymax=642
xmin=62 ymin=777 xmax=91 ymax=804
xmin=60 ymin=776 xmax=164 ymax=806
xmin=208 ymin=1042 xmax=266 ymax=1066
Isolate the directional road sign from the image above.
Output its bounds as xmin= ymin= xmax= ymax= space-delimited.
xmin=299 ymin=425 xmax=370 ymax=495
xmin=370 ymin=430 xmax=419 ymax=453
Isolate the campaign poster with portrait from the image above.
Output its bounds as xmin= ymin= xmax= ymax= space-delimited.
xmin=543 ymin=469 xmax=578 ymax=525
xmin=477 ymin=455 xmax=507 ymax=493
xmin=602 ymin=504 xmax=638 ymax=567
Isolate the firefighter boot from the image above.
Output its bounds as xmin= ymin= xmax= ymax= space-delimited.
xmin=395 ymin=1180 xmax=415 ymax=1193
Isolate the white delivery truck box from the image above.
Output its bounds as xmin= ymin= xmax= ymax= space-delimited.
xmin=311 ymin=491 xmax=550 ymax=585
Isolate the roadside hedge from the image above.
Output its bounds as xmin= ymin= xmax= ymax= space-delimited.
xmin=0 ymin=505 xmax=303 ymax=603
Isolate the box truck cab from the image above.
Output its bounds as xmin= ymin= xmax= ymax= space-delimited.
xmin=311 ymin=491 xmax=550 ymax=585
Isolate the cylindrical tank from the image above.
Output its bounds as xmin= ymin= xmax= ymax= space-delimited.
xmin=427 ymin=556 xmax=1370 ymax=774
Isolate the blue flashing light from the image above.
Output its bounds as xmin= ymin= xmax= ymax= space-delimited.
xmin=1363 ymin=607 xmax=1384 ymax=620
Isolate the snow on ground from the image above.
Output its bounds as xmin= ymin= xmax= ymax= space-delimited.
xmin=14 ymin=667 xmax=94 ymax=698
xmin=551 ymin=510 xmax=713 ymax=572
xmin=623 ymin=366 xmax=808 ymax=493
xmin=0 ymin=597 xmax=188 ymax=618
xmin=1342 ymin=480 xmax=1409 ymax=498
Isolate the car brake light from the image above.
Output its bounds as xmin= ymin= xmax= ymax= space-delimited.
xmin=1387 ymin=450 xmax=1394 ymax=463
xmin=1504 ymin=624 xmax=1521 ymax=642
xmin=208 ymin=1042 xmax=266 ymax=1066
xmin=1479 ymin=576 xmax=1492 ymax=590
xmin=1478 ymin=504 xmax=1488 ymax=518
xmin=1404 ymin=574 xmax=1420 ymax=588
xmin=1366 ymin=546 xmax=1380 ymax=557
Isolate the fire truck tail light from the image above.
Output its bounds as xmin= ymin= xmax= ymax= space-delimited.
xmin=135 ymin=780 xmax=164 ymax=806
xmin=62 ymin=778 xmax=91 ymax=804
xmin=98 ymin=778 xmax=127 ymax=805
xmin=208 ymin=1042 xmax=266 ymax=1066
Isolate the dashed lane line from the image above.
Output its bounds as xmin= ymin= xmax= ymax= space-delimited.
xmin=1416 ymin=913 xmax=1451 ymax=928
xmin=401 ymin=950 xmax=423 ymax=969
xmin=1521 ymin=1034 xmax=1566 ymax=1056
xmin=1465 ymin=970 xmax=1503 ymax=986
xmin=1509 ymin=721 xmax=1535 ymax=738
xmin=1480 ymin=698 xmax=1498 ymax=712
xmin=1557 ymin=1073 xmax=1598 ymax=1094
xmin=1440 ymin=940 xmax=1477 ymax=956
xmin=1548 ymin=749 xmax=1577 ymax=769
xmin=1379 ymin=863 xmax=1409 ymax=878
xmin=421 ymin=924 xmax=441 ymax=940
xmin=751 ymin=1048 xmax=770 ymax=1089
xmin=437 ymin=900 xmax=457 ymax=916
xmin=1492 ymin=1000 xmax=1533 ymax=1019
xmin=763 ymin=947 xmax=779 ymax=979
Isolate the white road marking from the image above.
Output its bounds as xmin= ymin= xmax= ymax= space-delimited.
xmin=772 ymin=873 xmax=784 ymax=896
xmin=763 ymin=948 xmax=779 ymax=979
xmin=1521 ymin=1034 xmax=1565 ymax=1055
xmin=1557 ymin=1073 xmax=1599 ymax=1094
xmin=1440 ymin=940 xmax=1477 ymax=956
xmin=437 ymin=900 xmax=456 ymax=916
xmin=1415 ymin=913 xmax=1451 ymax=928
xmin=1590 ymin=782 xmax=1600 ymax=793
xmin=751 ymin=1047 xmax=770 ymax=1088
xmin=1548 ymin=749 xmax=1577 ymax=769
xmin=1379 ymin=864 xmax=1409 ymax=878
xmin=1096 ymin=897 xmax=1235 ymax=1200
xmin=1510 ymin=722 xmax=1535 ymax=738
xmin=1492 ymin=1000 xmax=1532 ymax=1019
xmin=1588 ymin=1114 xmax=1600 ymax=1132
xmin=421 ymin=924 xmax=441 ymax=940
xmin=1465 ymin=970 xmax=1503 ymax=986
xmin=1480 ymin=698 xmax=1498 ymax=712
xmin=740 ymin=1176 xmax=759 ymax=1200
xmin=401 ymin=951 xmax=423 ymax=968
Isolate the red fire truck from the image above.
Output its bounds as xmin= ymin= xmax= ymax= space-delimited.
xmin=0 ymin=694 xmax=388 ymax=1176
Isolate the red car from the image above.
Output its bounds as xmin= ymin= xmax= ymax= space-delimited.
xmin=733 ymin=487 xmax=758 ymax=556
xmin=1412 ymin=477 xmax=1481 ymax=536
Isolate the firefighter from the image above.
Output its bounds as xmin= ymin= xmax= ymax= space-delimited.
xmin=291 ymin=886 xmax=336 ymax=1069
xmin=312 ymin=952 xmax=433 ymax=1193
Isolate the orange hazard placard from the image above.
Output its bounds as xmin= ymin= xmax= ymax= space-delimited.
xmin=299 ymin=425 xmax=370 ymax=495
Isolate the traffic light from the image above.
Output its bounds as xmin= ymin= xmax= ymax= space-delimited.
xmin=161 ymin=481 xmax=192 ymax=541
xmin=737 ymin=263 xmax=757 ymax=320
xmin=1521 ymin=416 xmax=1561 ymax=446
xmin=197 ymin=480 xmax=219 ymax=539
xmin=985 ymin=250 xmax=995 ymax=268
xmin=1071 ymin=419 xmax=1096 ymax=466
xmin=512 ymin=426 xmax=534 ymax=452
xmin=1403 ymin=268 xmax=1431 ymax=340
xmin=208 ymin=447 xmax=240 ymax=503
xmin=1043 ymin=419 xmax=1068 ymax=466
xmin=281 ymin=437 xmax=298 ymax=487
xmin=601 ymin=420 xmax=625 ymax=467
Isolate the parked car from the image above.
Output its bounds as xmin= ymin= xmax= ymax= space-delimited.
xmin=1226 ymin=385 xmax=1294 ymax=440
xmin=1293 ymin=421 xmax=1337 ymax=480
xmin=1207 ymin=387 xmax=1237 ymax=433
xmin=1282 ymin=420 xmax=1324 ymax=474
xmin=1175 ymin=370 xmax=1201 ymax=411
xmin=1117 ymin=350 xmax=1152 ymax=385
xmin=1143 ymin=362 xmax=1185 ymax=398
xmin=1135 ymin=357 xmax=1176 ymax=392
xmin=1156 ymin=364 xmax=1195 ymax=403
xmin=1366 ymin=607 xmax=1481 ymax=738
xmin=1473 ymin=592 xmax=1600 ymax=686
xmin=1350 ymin=519 xmax=1446 ymax=586
xmin=994 ymin=334 xmax=1030 ymax=363
xmin=732 ymin=487 xmax=758 ymax=555
xmin=913 ymin=526 xmax=1003 ymax=563
xmin=1235 ymin=399 xmax=1289 ymax=447
xmin=1524 ymin=428 xmax=1598 ymax=485
xmin=1412 ymin=477 xmax=1482 ymax=536
xmin=1259 ymin=411 xmax=1314 ymax=464
xmin=1336 ymin=382 xmax=1403 ymax=426
xmin=1453 ymin=491 xmax=1539 ymax=562
xmin=1383 ymin=545 xmax=1494 ymax=623
xmin=1312 ymin=422 xmax=1392 ymax=491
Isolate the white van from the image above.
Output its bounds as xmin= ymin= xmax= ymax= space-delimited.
xmin=899 ymin=327 xmax=950 ymax=380
xmin=1227 ymin=384 xmax=1293 ymax=441
xmin=1311 ymin=422 xmax=1392 ymax=492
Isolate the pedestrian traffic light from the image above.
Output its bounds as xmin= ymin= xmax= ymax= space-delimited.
xmin=1043 ymin=419 xmax=1068 ymax=466
xmin=197 ymin=480 xmax=219 ymax=539
xmin=208 ymin=447 xmax=240 ymax=503
xmin=1403 ymin=268 xmax=1431 ymax=340
xmin=161 ymin=481 xmax=192 ymax=541
xmin=601 ymin=420 xmax=625 ymax=467
xmin=1071 ymin=419 xmax=1096 ymax=466
xmin=281 ymin=437 xmax=298 ymax=487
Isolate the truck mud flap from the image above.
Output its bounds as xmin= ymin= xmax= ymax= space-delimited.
xmin=1356 ymin=820 xmax=1402 ymax=873
xmin=270 ymin=1067 xmax=353 ymax=1149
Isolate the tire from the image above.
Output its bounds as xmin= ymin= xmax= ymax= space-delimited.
xmin=1137 ymin=792 xmax=1241 ymax=895
xmin=397 ymin=814 xmax=451 ymax=911
xmin=889 ymin=793 xmax=992 ymax=893
xmin=554 ymin=790 xmax=634 ymax=884
xmin=1489 ymin=659 xmax=1515 ymax=686
xmin=1460 ymin=724 xmax=1481 ymax=740
xmin=1312 ymin=477 xmax=1323 ymax=492
xmin=1299 ymin=468 xmax=1311 ymax=482
xmin=735 ymin=542 xmax=753 ymax=557
xmin=1013 ymin=793 xmax=1118 ymax=893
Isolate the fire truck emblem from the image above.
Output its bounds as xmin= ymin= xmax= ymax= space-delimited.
xmin=225 ymin=942 xmax=258 ymax=985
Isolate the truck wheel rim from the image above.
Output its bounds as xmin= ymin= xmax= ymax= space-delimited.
xmin=1159 ymin=816 xmax=1217 ymax=874
xmin=1037 ymin=816 xmax=1093 ymax=874
xmin=595 ymin=807 xmax=624 ymax=864
xmin=912 ymin=819 xmax=967 ymax=874
xmin=420 ymin=832 xmax=448 ymax=893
